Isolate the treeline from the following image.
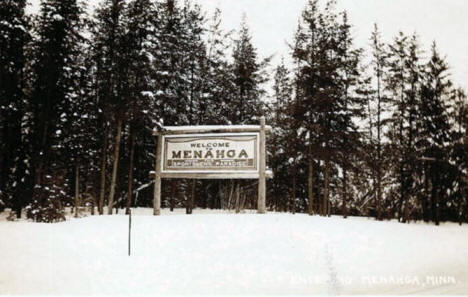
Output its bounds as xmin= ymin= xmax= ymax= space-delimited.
xmin=0 ymin=0 xmax=269 ymax=222
xmin=268 ymin=1 xmax=468 ymax=224
xmin=0 ymin=0 xmax=467 ymax=224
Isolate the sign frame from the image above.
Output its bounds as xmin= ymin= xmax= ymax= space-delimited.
xmin=152 ymin=117 xmax=271 ymax=215
xmin=161 ymin=132 xmax=260 ymax=174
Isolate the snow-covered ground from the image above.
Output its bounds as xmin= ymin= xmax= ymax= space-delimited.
xmin=1 ymin=208 xmax=467 ymax=296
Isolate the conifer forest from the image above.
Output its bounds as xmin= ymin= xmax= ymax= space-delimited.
xmin=1 ymin=0 xmax=467 ymax=225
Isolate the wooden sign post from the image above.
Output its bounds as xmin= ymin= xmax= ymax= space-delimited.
xmin=153 ymin=133 xmax=163 ymax=216
xmin=258 ymin=116 xmax=266 ymax=214
xmin=152 ymin=117 xmax=271 ymax=215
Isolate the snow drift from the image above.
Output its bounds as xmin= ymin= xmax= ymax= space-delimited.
xmin=1 ymin=208 xmax=467 ymax=295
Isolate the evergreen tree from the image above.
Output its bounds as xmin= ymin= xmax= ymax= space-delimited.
xmin=449 ymin=88 xmax=468 ymax=224
xmin=292 ymin=0 xmax=365 ymax=216
xmin=401 ymin=34 xmax=423 ymax=222
xmin=268 ymin=58 xmax=295 ymax=212
xmin=27 ymin=0 xmax=87 ymax=222
xmin=291 ymin=0 xmax=323 ymax=215
xmin=418 ymin=42 xmax=453 ymax=225
xmin=121 ymin=0 xmax=157 ymax=214
xmin=180 ymin=1 xmax=205 ymax=127
xmin=385 ymin=33 xmax=425 ymax=223
xmin=0 ymin=0 xmax=30 ymax=216
xmin=89 ymin=0 xmax=128 ymax=215
xmin=152 ymin=0 xmax=187 ymax=126
xmin=60 ymin=46 xmax=97 ymax=217
xmin=198 ymin=8 xmax=233 ymax=125
xmin=368 ymin=23 xmax=389 ymax=220
xmin=386 ymin=31 xmax=410 ymax=222
xmin=193 ymin=8 xmax=234 ymax=210
xmin=230 ymin=17 xmax=269 ymax=124
xmin=335 ymin=11 xmax=365 ymax=218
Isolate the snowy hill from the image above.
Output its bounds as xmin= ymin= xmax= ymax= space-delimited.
xmin=1 ymin=209 xmax=467 ymax=295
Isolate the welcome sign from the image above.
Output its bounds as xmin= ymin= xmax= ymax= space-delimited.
xmin=152 ymin=120 xmax=269 ymax=215
xmin=162 ymin=133 xmax=259 ymax=172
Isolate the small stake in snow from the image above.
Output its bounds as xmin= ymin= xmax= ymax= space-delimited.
xmin=128 ymin=209 xmax=131 ymax=256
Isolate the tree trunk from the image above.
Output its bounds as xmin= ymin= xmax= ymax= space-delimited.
xmin=308 ymin=155 xmax=314 ymax=215
xmin=210 ymin=181 xmax=218 ymax=210
xmin=98 ymin=125 xmax=108 ymax=215
xmin=235 ymin=182 xmax=240 ymax=213
xmin=376 ymin=63 xmax=383 ymax=221
xmin=434 ymin=174 xmax=440 ymax=226
xmin=32 ymin=162 xmax=44 ymax=209
xmin=220 ymin=182 xmax=226 ymax=210
xmin=427 ymin=168 xmax=433 ymax=222
xmin=31 ymin=121 xmax=49 ymax=215
xmin=323 ymin=161 xmax=330 ymax=216
xmin=422 ymin=166 xmax=429 ymax=222
xmin=398 ymin=118 xmax=405 ymax=222
xmin=240 ymin=193 xmax=246 ymax=212
xmin=90 ymin=190 xmax=95 ymax=215
xmin=459 ymin=176 xmax=465 ymax=226
xmin=107 ymin=117 xmax=123 ymax=215
xmin=186 ymin=180 xmax=195 ymax=214
xmin=217 ymin=181 xmax=224 ymax=210
xmin=403 ymin=191 xmax=410 ymax=223
xmin=431 ymin=176 xmax=437 ymax=225
xmin=399 ymin=163 xmax=404 ymax=222
xmin=342 ymin=167 xmax=347 ymax=218
xmin=291 ymin=169 xmax=296 ymax=215
xmin=74 ymin=163 xmax=80 ymax=218
xmin=170 ymin=180 xmax=176 ymax=211
xmin=227 ymin=180 xmax=234 ymax=210
xmin=435 ymin=191 xmax=440 ymax=226
xmin=200 ymin=182 xmax=207 ymax=209
xmin=376 ymin=166 xmax=382 ymax=220
xmin=125 ymin=127 xmax=136 ymax=215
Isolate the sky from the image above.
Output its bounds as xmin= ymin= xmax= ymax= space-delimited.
xmin=28 ymin=0 xmax=468 ymax=92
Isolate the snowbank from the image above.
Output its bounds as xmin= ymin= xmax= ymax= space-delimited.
xmin=1 ymin=208 xmax=467 ymax=296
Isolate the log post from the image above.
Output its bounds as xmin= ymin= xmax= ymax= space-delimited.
xmin=153 ymin=133 xmax=162 ymax=215
xmin=257 ymin=116 xmax=266 ymax=214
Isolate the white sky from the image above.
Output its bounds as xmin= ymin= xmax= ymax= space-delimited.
xmin=28 ymin=0 xmax=468 ymax=91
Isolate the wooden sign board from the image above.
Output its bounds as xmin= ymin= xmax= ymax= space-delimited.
xmin=162 ymin=133 xmax=259 ymax=175
xmin=152 ymin=117 xmax=270 ymax=215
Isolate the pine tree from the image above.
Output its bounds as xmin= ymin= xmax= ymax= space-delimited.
xmin=122 ymin=0 xmax=157 ymax=214
xmin=386 ymin=31 xmax=410 ymax=222
xmin=27 ymin=0 xmax=87 ymax=222
xmin=401 ymin=34 xmax=423 ymax=222
xmin=268 ymin=58 xmax=295 ymax=212
xmin=194 ymin=8 xmax=234 ymax=210
xmin=153 ymin=0 xmax=208 ymax=213
xmin=291 ymin=0 xmax=322 ymax=215
xmin=230 ymin=17 xmax=269 ymax=124
xmin=180 ymin=1 xmax=205 ymax=126
xmin=152 ymin=0 xmax=187 ymax=126
xmin=418 ymin=42 xmax=453 ymax=225
xmin=368 ymin=23 xmax=389 ymax=220
xmin=292 ymin=0 xmax=363 ymax=216
xmin=0 ymin=0 xmax=30 ymax=216
xmin=89 ymin=0 xmax=127 ymax=215
xmin=198 ymin=8 xmax=233 ymax=125
xmin=60 ymin=46 xmax=97 ymax=217
xmin=335 ymin=11 xmax=365 ymax=218
xmin=449 ymin=88 xmax=468 ymax=224
xmin=230 ymin=16 xmax=270 ymax=211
